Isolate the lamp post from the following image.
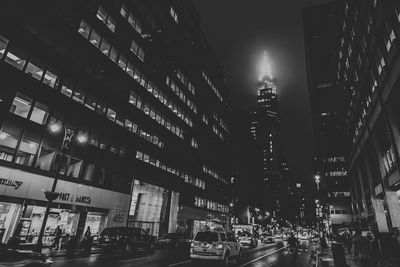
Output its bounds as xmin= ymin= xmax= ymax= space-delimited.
xmin=314 ymin=174 xmax=320 ymax=191
xmin=33 ymin=122 xmax=87 ymax=252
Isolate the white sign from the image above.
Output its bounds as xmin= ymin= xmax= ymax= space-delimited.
xmin=0 ymin=166 xmax=130 ymax=212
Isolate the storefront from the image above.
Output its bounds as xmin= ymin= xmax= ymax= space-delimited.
xmin=128 ymin=179 xmax=179 ymax=237
xmin=0 ymin=165 xmax=130 ymax=244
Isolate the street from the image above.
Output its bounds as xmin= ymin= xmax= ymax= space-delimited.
xmin=50 ymin=241 xmax=317 ymax=267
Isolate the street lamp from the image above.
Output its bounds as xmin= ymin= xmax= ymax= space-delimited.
xmin=33 ymin=121 xmax=87 ymax=252
xmin=314 ymin=174 xmax=320 ymax=191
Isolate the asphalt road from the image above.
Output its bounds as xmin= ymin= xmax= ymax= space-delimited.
xmin=51 ymin=240 xmax=317 ymax=267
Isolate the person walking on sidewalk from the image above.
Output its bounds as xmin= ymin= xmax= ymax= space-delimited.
xmin=344 ymin=231 xmax=352 ymax=254
xmin=51 ymin=226 xmax=62 ymax=251
xmin=354 ymin=230 xmax=372 ymax=267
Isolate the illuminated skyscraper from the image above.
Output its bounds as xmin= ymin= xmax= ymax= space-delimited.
xmin=250 ymin=52 xmax=284 ymax=217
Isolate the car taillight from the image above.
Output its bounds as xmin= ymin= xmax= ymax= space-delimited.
xmin=216 ymin=243 xmax=223 ymax=249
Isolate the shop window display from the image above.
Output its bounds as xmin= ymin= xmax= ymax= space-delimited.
xmin=84 ymin=212 xmax=106 ymax=237
xmin=18 ymin=206 xmax=80 ymax=246
xmin=0 ymin=202 xmax=20 ymax=243
xmin=128 ymin=179 xmax=171 ymax=237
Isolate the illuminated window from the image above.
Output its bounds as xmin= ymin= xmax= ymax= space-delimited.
xmin=0 ymin=35 xmax=8 ymax=58
xmin=30 ymin=101 xmax=49 ymax=125
xmin=25 ymin=58 xmax=44 ymax=81
xmin=10 ymin=93 xmax=32 ymax=118
xmin=96 ymin=6 xmax=116 ymax=33
xmin=4 ymin=47 xmax=26 ymax=70
xmin=78 ymin=20 xmax=91 ymax=39
xmin=43 ymin=68 xmax=59 ymax=88
xmin=170 ymin=7 xmax=179 ymax=23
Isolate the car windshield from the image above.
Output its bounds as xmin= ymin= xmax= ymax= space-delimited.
xmin=194 ymin=232 xmax=218 ymax=243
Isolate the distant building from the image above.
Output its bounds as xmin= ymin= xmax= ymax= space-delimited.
xmin=250 ymin=52 xmax=286 ymax=218
xmin=229 ymin=110 xmax=264 ymax=224
xmin=303 ymin=1 xmax=352 ymax=230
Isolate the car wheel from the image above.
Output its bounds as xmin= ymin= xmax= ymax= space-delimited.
xmin=222 ymin=251 xmax=230 ymax=266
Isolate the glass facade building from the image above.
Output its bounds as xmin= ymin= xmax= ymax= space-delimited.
xmin=0 ymin=0 xmax=231 ymax=244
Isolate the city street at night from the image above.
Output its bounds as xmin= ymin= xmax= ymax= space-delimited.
xmin=2 ymin=0 xmax=400 ymax=266
xmin=49 ymin=241 xmax=316 ymax=267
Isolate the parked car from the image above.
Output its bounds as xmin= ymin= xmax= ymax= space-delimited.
xmin=190 ymin=230 xmax=242 ymax=266
xmin=157 ymin=233 xmax=190 ymax=248
xmin=260 ymin=233 xmax=274 ymax=243
xmin=0 ymin=243 xmax=53 ymax=266
xmin=237 ymin=232 xmax=258 ymax=248
xmin=97 ymin=227 xmax=156 ymax=253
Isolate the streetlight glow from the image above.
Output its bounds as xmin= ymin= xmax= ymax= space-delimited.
xmin=49 ymin=122 xmax=62 ymax=133
xmin=77 ymin=133 xmax=88 ymax=144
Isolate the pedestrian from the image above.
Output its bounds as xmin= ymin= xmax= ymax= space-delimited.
xmin=353 ymin=230 xmax=372 ymax=267
xmin=320 ymin=233 xmax=328 ymax=249
xmin=344 ymin=231 xmax=352 ymax=254
xmin=84 ymin=226 xmax=91 ymax=240
xmin=83 ymin=226 xmax=92 ymax=253
xmin=52 ymin=226 xmax=62 ymax=251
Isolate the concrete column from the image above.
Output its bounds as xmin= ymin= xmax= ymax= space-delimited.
xmin=361 ymin=150 xmax=390 ymax=232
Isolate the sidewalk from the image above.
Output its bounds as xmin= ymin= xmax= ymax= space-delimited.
xmin=16 ymin=245 xmax=103 ymax=258
xmin=318 ymin=243 xmax=360 ymax=267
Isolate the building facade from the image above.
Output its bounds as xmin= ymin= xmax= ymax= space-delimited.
xmin=303 ymin=1 xmax=352 ymax=230
xmin=0 ymin=0 xmax=231 ymax=245
xmin=229 ymin=109 xmax=264 ymax=225
xmin=335 ymin=0 xmax=400 ymax=236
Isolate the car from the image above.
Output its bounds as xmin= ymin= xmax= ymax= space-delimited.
xmin=237 ymin=233 xmax=258 ymax=248
xmin=190 ymin=230 xmax=242 ymax=266
xmin=297 ymin=232 xmax=311 ymax=240
xmin=97 ymin=227 xmax=156 ymax=253
xmin=260 ymin=234 xmax=274 ymax=243
xmin=273 ymin=234 xmax=283 ymax=242
xmin=157 ymin=233 xmax=190 ymax=248
xmin=0 ymin=243 xmax=53 ymax=266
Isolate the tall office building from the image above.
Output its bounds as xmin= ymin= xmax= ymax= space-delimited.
xmin=229 ymin=109 xmax=264 ymax=224
xmin=250 ymin=52 xmax=284 ymax=218
xmin=0 ymin=0 xmax=231 ymax=245
xmin=335 ymin=0 xmax=400 ymax=239
xmin=334 ymin=1 xmax=400 ymax=263
xmin=303 ymin=1 xmax=352 ymax=230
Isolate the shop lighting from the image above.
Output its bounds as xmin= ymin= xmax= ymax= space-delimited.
xmin=49 ymin=122 xmax=62 ymax=133
xmin=0 ymin=132 xmax=8 ymax=139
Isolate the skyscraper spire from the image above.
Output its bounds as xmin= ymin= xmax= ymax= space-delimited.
xmin=259 ymin=51 xmax=273 ymax=81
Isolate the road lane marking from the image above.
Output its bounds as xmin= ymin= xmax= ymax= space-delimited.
xmin=238 ymin=245 xmax=289 ymax=267
xmin=168 ymin=260 xmax=192 ymax=266
xmin=119 ymin=256 xmax=152 ymax=263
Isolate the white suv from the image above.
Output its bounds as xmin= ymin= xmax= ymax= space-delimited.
xmin=190 ymin=230 xmax=242 ymax=266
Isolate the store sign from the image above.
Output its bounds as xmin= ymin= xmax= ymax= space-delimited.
xmin=56 ymin=192 xmax=91 ymax=205
xmin=0 ymin=177 xmax=23 ymax=190
xmin=0 ymin=166 xmax=130 ymax=212
xmin=107 ymin=210 xmax=127 ymax=227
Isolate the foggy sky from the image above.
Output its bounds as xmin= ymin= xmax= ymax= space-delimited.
xmin=193 ymin=0 xmax=330 ymax=187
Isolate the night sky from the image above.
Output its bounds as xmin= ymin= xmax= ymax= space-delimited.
xmin=193 ymin=0 xmax=330 ymax=187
